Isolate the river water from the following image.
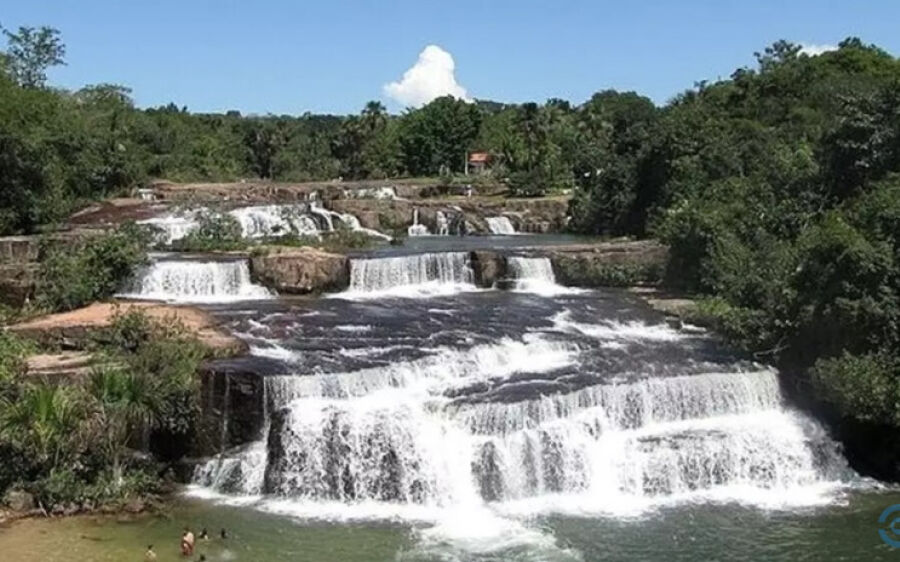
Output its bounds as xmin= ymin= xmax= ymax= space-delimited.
xmin=4 ymin=247 xmax=898 ymax=561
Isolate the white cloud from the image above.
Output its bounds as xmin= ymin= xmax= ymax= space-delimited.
xmin=799 ymin=43 xmax=838 ymax=56
xmin=384 ymin=45 xmax=470 ymax=107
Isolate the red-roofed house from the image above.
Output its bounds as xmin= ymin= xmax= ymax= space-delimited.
xmin=465 ymin=151 xmax=491 ymax=175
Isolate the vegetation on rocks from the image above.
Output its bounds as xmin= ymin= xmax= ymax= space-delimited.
xmin=36 ymin=223 xmax=153 ymax=313
xmin=0 ymin=309 xmax=203 ymax=513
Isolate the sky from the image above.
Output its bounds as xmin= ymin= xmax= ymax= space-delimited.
xmin=3 ymin=1 xmax=899 ymax=115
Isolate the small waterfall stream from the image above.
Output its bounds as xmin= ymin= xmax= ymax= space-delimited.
xmin=341 ymin=252 xmax=475 ymax=298
xmin=486 ymin=216 xmax=516 ymax=235
xmin=118 ymin=258 xmax=272 ymax=303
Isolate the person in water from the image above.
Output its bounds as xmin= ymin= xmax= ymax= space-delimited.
xmin=220 ymin=528 xmax=228 ymax=540
xmin=144 ymin=545 xmax=157 ymax=560
xmin=199 ymin=528 xmax=209 ymax=541
xmin=181 ymin=527 xmax=195 ymax=556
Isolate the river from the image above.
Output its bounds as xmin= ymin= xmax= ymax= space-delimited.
xmin=3 ymin=243 xmax=898 ymax=561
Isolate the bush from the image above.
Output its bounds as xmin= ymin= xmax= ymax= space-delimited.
xmin=811 ymin=352 xmax=900 ymax=425
xmin=552 ymin=257 xmax=662 ymax=288
xmin=171 ymin=211 xmax=244 ymax=252
xmin=36 ymin=223 xmax=152 ymax=312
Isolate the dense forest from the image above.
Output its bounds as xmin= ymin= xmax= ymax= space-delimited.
xmin=4 ymin=23 xmax=900 ymax=495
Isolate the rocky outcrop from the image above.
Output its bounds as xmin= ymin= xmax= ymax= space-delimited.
xmin=471 ymin=250 xmax=506 ymax=287
xmin=0 ymin=236 xmax=40 ymax=263
xmin=193 ymin=358 xmax=271 ymax=456
xmin=250 ymin=247 xmax=350 ymax=294
xmin=540 ymin=240 xmax=668 ymax=287
xmin=9 ymin=302 xmax=246 ymax=357
xmin=25 ymin=352 xmax=97 ymax=381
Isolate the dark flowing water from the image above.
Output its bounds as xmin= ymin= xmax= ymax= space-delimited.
xmin=5 ymin=251 xmax=897 ymax=561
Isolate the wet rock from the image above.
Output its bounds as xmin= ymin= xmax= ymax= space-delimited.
xmin=3 ymin=490 xmax=35 ymax=512
xmin=193 ymin=360 xmax=268 ymax=457
xmin=470 ymin=251 xmax=505 ymax=288
xmin=250 ymin=246 xmax=350 ymax=294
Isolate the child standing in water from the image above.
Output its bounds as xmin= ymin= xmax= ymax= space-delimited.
xmin=181 ymin=527 xmax=195 ymax=556
xmin=144 ymin=545 xmax=157 ymax=560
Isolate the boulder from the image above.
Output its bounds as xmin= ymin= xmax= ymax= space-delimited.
xmin=470 ymin=251 xmax=505 ymax=288
xmin=3 ymin=490 xmax=35 ymax=512
xmin=250 ymin=247 xmax=350 ymax=294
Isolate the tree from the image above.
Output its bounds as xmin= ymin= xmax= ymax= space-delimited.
xmin=1 ymin=25 xmax=66 ymax=88
xmin=0 ymin=384 xmax=82 ymax=471
xmin=87 ymin=367 xmax=163 ymax=487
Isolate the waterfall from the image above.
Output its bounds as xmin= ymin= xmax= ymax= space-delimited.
xmin=341 ymin=252 xmax=475 ymax=298
xmin=507 ymin=256 xmax=575 ymax=296
xmin=408 ymin=208 xmax=430 ymax=236
xmin=436 ymin=211 xmax=450 ymax=236
xmin=343 ymin=186 xmax=398 ymax=200
xmin=192 ymin=335 xmax=850 ymax=510
xmin=139 ymin=213 xmax=199 ymax=245
xmin=140 ymin=204 xmax=387 ymax=244
xmin=486 ymin=216 xmax=516 ymax=235
xmin=118 ymin=258 xmax=273 ymax=303
xmin=230 ymin=204 xmax=320 ymax=238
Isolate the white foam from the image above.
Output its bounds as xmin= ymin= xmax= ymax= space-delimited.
xmin=338 ymin=252 xmax=477 ymax=300
xmin=486 ymin=216 xmax=517 ymax=235
xmin=551 ymin=310 xmax=685 ymax=342
xmin=508 ymin=257 xmax=582 ymax=296
xmin=117 ymin=259 xmax=272 ymax=303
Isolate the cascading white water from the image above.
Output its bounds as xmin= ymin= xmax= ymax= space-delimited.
xmin=140 ymin=204 xmax=388 ymax=244
xmin=486 ymin=216 xmax=516 ymax=235
xmin=408 ymin=208 xmax=430 ymax=236
xmin=341 ymin=252 xmax=475 ymax=298
xmin=118 ymin=259 xmax=273 ymax=303
xmin=230 ymin=204 xmax=320 ymax=238
xmin=436 ymin=211 xmax=450 ymax=236
xmin=507 ymin=256 xmax=577 ymax=296
xmin=193 ymin=331 xmax=850 ymax=513
xmin=139 ymin=213 xmax=199 ymax=245
xmin=343 ymin=186 xmax=397 ymax=200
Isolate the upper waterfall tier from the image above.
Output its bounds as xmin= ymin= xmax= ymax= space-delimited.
xmin=486 ymin=216 xmax=516 ymax=235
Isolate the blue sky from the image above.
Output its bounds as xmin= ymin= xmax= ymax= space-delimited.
xmin=3 ymin=1 xmax=899 ymax=115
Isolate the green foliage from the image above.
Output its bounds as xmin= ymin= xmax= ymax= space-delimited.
xmin=0 ymin=310 xmax=203 ymax=509
xmin=1 ymin=25 xmax=65 ymax=88
xmin=170 ymin=210 xmax=244 ymax=252
xmin=552 ymin=257 xmax=662 ymax=288
xmin=36 ymin=223 xmax=152 ymax=312
xmin=812 ymin=352 xmax=900 ymax=425
xmin=0 ymin=332 xmax=34 ymax=387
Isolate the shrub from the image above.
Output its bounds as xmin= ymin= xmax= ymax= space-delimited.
xmin=811 ymin=352 xmax=900 ymax=425
xmin=36 ymin=223 xmax=152 ymax=312
xmin=171 ymin=211 xmax=244 ymax=252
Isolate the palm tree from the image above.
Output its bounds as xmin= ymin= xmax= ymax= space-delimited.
xmin=0 ymin=383 xmax=82 ymax=470
xmin=87 ymin=367 xmax=163 ymax=487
